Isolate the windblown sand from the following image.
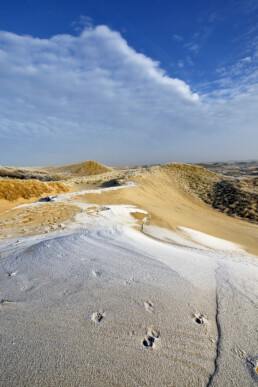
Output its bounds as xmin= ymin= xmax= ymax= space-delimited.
xmin=0 ymin=162 xmax=257 ymax=386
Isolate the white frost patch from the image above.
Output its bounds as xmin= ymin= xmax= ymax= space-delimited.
xmin=142 ymin=223 xmax=243 ymax=252
xmin=68 ymin=204 xmax=147 ymax=238
xmin=52 ymin=181 xmax=136 ymax=203
xmin=142 ymin=224 xmax=200 ymax=249
xmin=179 ymin=227 xmax=243 ymax=252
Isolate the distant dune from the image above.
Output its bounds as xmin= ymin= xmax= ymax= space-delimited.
xmin=45 ymin=160 xmax=111 ymax=176
xmin=0 ymin=160 xmax=111 ymax=182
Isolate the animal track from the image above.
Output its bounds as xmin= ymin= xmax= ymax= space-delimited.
xmin=125 ymin=278 xmax=138 ymax=285
xmin=142 ymin=335 xmax=155 ymax=348
xmin=246 ymin=356 xmax=258 ymax=380
xmin=91 ymin=312 xmax=104 ymax=323
xmin=193 ymin=314 xmax=207 ymax=325
xmin=142 ymin=326 xmax=160 ymax=349
xmin=8 ymin=272 xmax=16 ymax=277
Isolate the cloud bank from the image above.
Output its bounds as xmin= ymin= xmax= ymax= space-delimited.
xmin=0 ymin=26 xmax=257 ymax=165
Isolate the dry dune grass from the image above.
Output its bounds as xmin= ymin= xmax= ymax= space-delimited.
xmin=47 ymin=160 xmax=111 ymax=176
xmin=211 ymin=177 xmax=258 ymax=221
xmin=162 ymin=162 xmax=221 ymax=199
xmin=0 ymin=179 xmax=70 ymax=202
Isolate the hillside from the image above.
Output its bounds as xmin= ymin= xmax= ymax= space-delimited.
xmin=162 ymin=163 xmax=258 ymax=223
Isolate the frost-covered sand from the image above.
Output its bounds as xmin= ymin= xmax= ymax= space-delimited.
xmin=0 ymin=183 xmax=258 ymax=386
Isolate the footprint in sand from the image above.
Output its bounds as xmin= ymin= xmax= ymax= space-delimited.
xmin=247 ymin=356 xmax=258 ymax=380
xmin=144 ymin=301 xmax=153 ymax=312
xmin=91 ymin=312 xmax=104 ymax=323
xmin=255 ymin=361 xmax=258 ymax=376
xmin=125 ymin=278 xmax=138 ymax=285
xmin=142 ymin=335 xmax=155 ymax=348
xmin=193 ymin=314 xmax=208 ymax=325
xmin=142 ymin=327 xmax=160 ymax=348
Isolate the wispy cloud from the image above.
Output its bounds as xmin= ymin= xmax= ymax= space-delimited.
xmin=71 ymin=15 xmax=94 ymax=32
xmin=186 ymin=56 xmax=194 ymax=66
xmin=184 ymin=42 xmax=200 ymax=53
xmin=0 ymin=26 xmax=257 ymax=165
xmin=172 ymin=34 xmax=183 ymax=42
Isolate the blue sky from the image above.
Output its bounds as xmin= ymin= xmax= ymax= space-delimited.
xmin=0 ymin=0 xmax=258 ymax=166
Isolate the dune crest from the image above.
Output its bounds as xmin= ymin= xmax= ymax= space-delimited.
xmin=46 ymin=160 xmax=111 ymax=176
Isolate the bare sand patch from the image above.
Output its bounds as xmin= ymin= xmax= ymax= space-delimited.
xmin=0 ymin=202 xmax=80 ymax=238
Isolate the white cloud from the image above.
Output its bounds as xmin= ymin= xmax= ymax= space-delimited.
xmin=0 ymin=26 xmax=257 ymax=166
xmin=172 ymin=34 xmax=183 ymax=42
xmin=178 ymin=60 xmax=184 ymax=68
xmin=210 ymin=52 xmax=258 ymax=100
xmin=186 ymin=43 xmax=200 ymax=53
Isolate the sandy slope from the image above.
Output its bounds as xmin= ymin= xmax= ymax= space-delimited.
xmin=0 ymin=182 xmax=257 ymax=386
xmin=0 ymin=164 xmax=257 ymax=386
xmin=68 ymin=169 xmax=258 ymax=256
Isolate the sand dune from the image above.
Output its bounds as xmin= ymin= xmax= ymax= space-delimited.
xmin=0 ymin=160 xmax=111 ymax=184
xmin=66 ymin=166 xmax=258 ymax=256
xmin=44 ymin=160 xmax=112 ymax=176
xmin=0 ymin=162 xmax=257 ymax=253
xmin=162 ymin=163 xmax=258 ymax=223
xmin=0 ymin=161 xmax=257 ymax=386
